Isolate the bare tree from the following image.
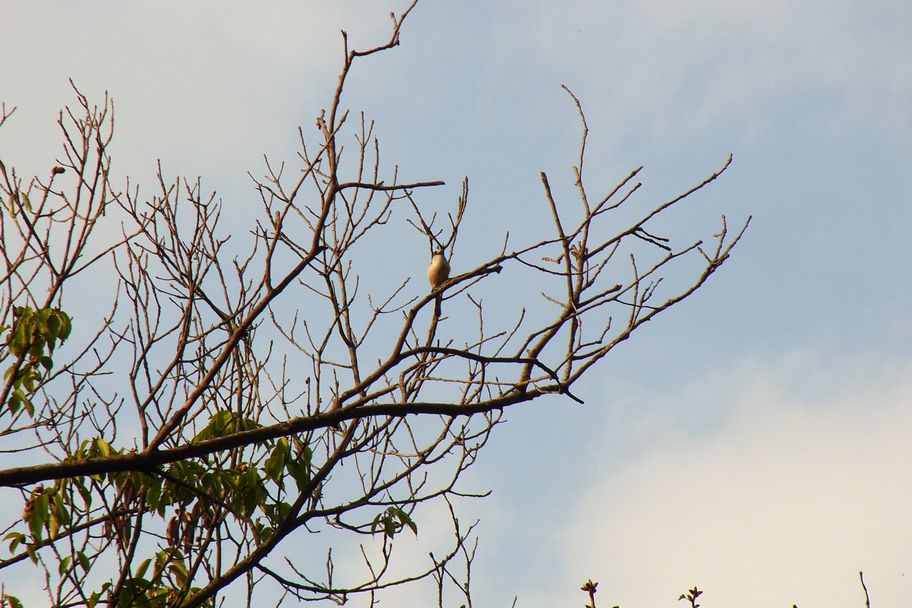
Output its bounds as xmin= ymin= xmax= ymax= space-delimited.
xmin=0 ymin=4 xmax=748 ymax=607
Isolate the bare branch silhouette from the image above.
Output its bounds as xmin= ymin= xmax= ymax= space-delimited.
xmin=0 ymin=3 xmax=747 ymax=606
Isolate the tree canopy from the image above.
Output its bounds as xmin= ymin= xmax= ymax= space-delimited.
xmin=0 ymin=4 xmax=747 ymax=606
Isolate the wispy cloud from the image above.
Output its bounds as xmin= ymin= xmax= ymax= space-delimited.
xmin=0 ymin=2 xmax=389 ymax=181
xmin=522 ymin=0 xmax=912 ymax=146
xmin=527 ymin=349 xmax=912 ymax=607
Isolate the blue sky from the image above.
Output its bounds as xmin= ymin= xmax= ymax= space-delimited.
xmin=2 ymin=1 xmax=911 ymax=606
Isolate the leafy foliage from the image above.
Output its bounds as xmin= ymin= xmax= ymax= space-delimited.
xmin=1 ymin=306 xmax=71 ymax=416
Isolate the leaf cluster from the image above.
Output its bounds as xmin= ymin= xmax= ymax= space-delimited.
xmin=1 ymin=306 xmax=71 ymax=416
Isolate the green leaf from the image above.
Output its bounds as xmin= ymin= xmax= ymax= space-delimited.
xmin=117 ymin=585 xmax=138 ymax=608
xmin=20 ymin=392 xmax=34 ymax=417
xmin=7 ymin=387 xmax=34 ymax=417
xmin=372 ymin=507 xmax=417 ymax=539
xmin=253 ymin=522 xmax=273 ymax=544
xmin=393 ymin=507 xmax=418 ymax=536
xmin=57 ymin=312 xmax=72 ymax=340
xmin=48 ymin=511 xmax=59 ymax=539
xmin=4 ymin=531 xmax=25 ymax=553
xmin=21 ymin=372 xmax=36 ymax=394
xmin=297 ymin=442 xmax=313 ymax=467
xmin=275 ymin=501 xmax=291 ymax=522
xmin=264 ymin=439 xmax=289 ymax=482
xmin=28 ymin=337 xmax=46 ymax=357
xmin=3 ymin=594 xmax=23 ymax=608
xmin=286 ymin=459 xmax=310 ymax=492
xmin=237 ymin=468 xmax=264 ymax=515
xmin=45 ymin=313 xmax=60 ymax=340
xmin=135 ymin=557 xmax=152 ymax=579
xmin=76 ymin=478 xmax=93 ymax=509
xmin=145 ymin=475 xmax=163 ymax=510
xmin=169 ymin=559 xmax=190 ymax=586
xmin=76 ymin=550 xmax=91 ymax=572
xmin=193 ymin=410 xmax=235 ymax=441
xmin=163 ymin=462 xmax=205 ymax=506
xmin=91 ymin=438 xmax=112 ymax=457
xmin=52 ymin=492 xmax=71 ymax=526
xmin=58 ymin=555 xmax=72 ymax=574
xmin=9 ymin=324 xmax=28 ymax=356
xmin=287 ymin=441 xmax=313 ymax=491
xmin=26 ymin=492 xmax=50 ymax=541
xmin=384 ymin=515 xmax=396 ymax=538
xmin=7 ymin=390 xmax=21 ymax=415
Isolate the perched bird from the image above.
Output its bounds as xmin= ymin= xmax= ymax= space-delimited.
xmin=427 ymin=248 xmax=450 ymax=290
xmin=427 ymin=248 xmax=450 ymax=317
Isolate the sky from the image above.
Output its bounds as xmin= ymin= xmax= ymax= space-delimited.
xmin=2 ymin=1 xmax=911 ymax=606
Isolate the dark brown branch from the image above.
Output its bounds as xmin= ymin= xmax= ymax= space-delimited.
xmin=0 ymin=386 xmax=560 ymax=487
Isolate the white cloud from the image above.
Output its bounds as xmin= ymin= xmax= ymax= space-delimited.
xmin=522 ymin=350 xmax=912 ymax=607
xmin=0 ymin=2 xmax=399 ymax=183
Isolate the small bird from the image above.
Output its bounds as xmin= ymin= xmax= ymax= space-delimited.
xmin=427 ymin=248 xmax=450 ymax=290
xmin=427 ymin=248 xmax=450 ymax=317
